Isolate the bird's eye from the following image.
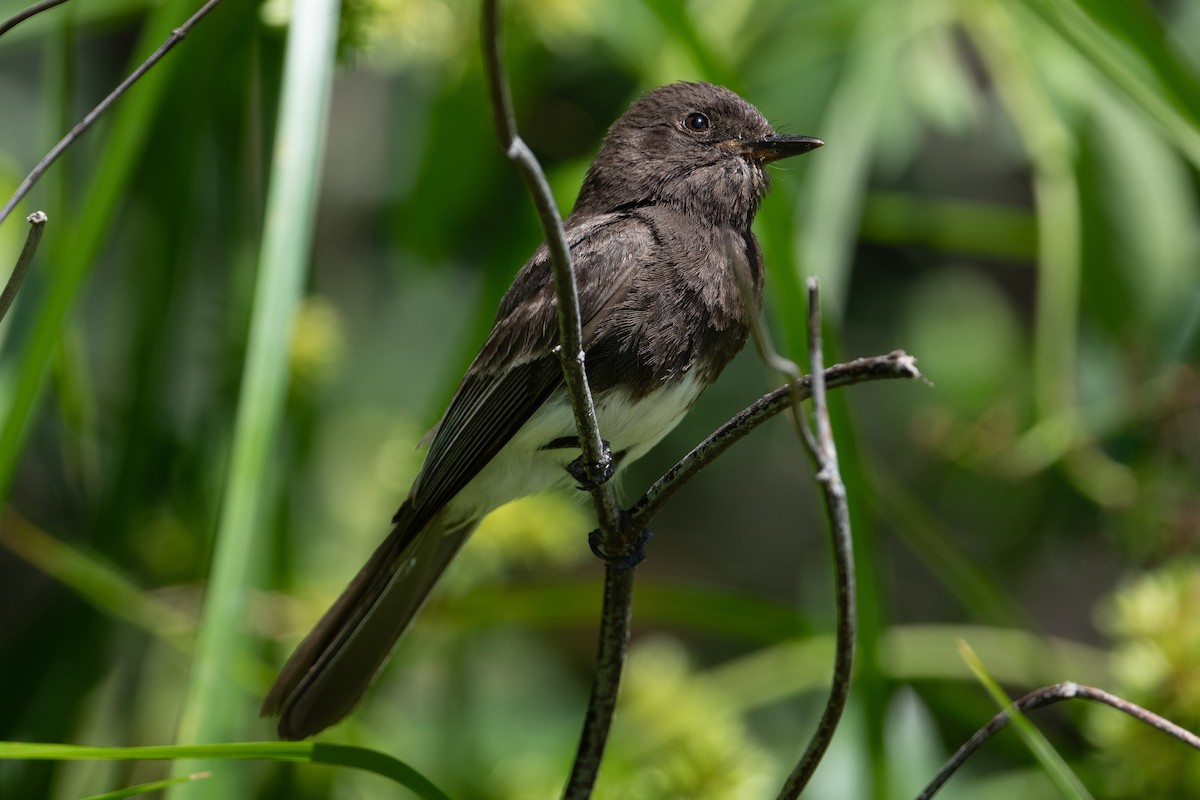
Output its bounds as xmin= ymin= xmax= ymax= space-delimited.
xmin=685 ymin=112 xmax=710 ymax=132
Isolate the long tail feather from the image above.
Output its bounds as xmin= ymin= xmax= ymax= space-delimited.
xmin=262 ymin=503 xmax=478 ymax=739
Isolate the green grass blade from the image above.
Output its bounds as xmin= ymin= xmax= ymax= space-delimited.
xmin=0 ymin=510 xmax=193 ymax=649
xmin=958 ymin=640 xmax=1094 ymax=800
xmin=1020 ymin=0 xmax=1200 ymax=165
xmin=794 ymin=1 xmax=904 ymax=317
xmin=859 ymin=192 xmax=1037 ymax=262
xmin=170 ymin=0 xmax=341 ymax=794
xmin=0 ymin=742 xmax=451 ymax=800
xmin=81 ymin=771 xmax=211 ymax=800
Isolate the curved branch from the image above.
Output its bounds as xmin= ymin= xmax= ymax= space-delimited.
xmin=0 ymin=0 xmax=70 ymax=40
xmin=917 ymin=682 xmax=1200 ymax=799
xmin=774 ymin=279 xmax=855 ymax=797
xmin=629 ymin=350 xmax=921 ymax=530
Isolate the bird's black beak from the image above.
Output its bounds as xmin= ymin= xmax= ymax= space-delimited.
xmin=741 ymin=134 xmax=824 ymax=163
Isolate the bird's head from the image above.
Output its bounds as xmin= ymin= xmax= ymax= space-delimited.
xmin=573 ymin=81 xmax=822 ymax=226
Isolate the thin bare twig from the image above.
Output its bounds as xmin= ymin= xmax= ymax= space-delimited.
xmin=775 ymin=279 xmax=857 ymax=798
xmin=0 ymin=211 xmax=48 ymax=324
xmin=480 ymin=0 xmax=619 ymax=531
xmin=628 ymin=351 xmax=920 ymax=529
xmin=0 ymin=0 xmax=225 ymax=233
xmin=480 ymin=3 xmax=633 ymax=797
xmin=918 ymin=682 xmax=1200 ymax=799
xmin=725 ymin=233 xmax=861 ymax=794
xmin=0 ymin=0 xmax=70 ymax=39
xmin=724 ymin=229 xmax=812 ymax=446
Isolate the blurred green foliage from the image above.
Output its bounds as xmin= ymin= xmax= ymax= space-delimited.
xmin=0 ymin=0 xmax=1197 ymax=798
xmin=1089 ymin=562 xmax=1200 ymax=798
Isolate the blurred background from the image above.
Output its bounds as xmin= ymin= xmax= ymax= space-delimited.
xmin=0 ymin=0 xmax=1197 ymax=797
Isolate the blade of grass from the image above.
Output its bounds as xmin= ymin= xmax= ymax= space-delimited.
xmin=641 ymin=0 xmax=738 ymax=89
xmin=0 ymin=742 xmax=451 ymax=800
xmin=859 ymin=192 xmax=1037 ymax=263
xmin=170 ymin=0 xmax=341 ymax=794
xmin=958 ymin=640 xmax=1094 ymax=800
xmin=81 ymin=771 xmax=211 ymax=800
xmin=0 ymin=509 xmax=193 ymax=649
xmin=702 ymin=625 xmax=1108 ymax=718
xmin=793 ymin=1 xmax=904 ymax=319
xmin=1020 ymin=0 xmax=1200 ymax=166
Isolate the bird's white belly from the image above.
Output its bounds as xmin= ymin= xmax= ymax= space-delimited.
xmin=446 ymin=372 xmax=706 ymax=519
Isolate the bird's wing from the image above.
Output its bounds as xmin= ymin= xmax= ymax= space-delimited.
xmin=405 ymin=211 xmax=653 ymax=527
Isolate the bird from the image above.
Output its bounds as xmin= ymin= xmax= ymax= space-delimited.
xmin=262 ymin=81 xmax=822 ymax=739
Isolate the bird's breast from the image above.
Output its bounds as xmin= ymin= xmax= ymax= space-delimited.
xmin=445 ymin=373 xmax=706 ymax=521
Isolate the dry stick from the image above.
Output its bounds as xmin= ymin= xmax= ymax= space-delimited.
xmin=0 ymin=0 xmax=226 ymax=234
xmin=629 ymin=351 xmax=920 ymax=528
xmin=917 ymin=682 xmax=1200 ymax=799
xmin=722 ymin=234 xmax=860 ymax=793
xmin=773 ymin=279 xmax=857 ymax=798
xmin=0 ymin=212 xmax=48 ymax=324
xmin=479 ymin=2 xmax=632 ymax=797
xmin=0 ymin=0 xmax=71 ymax=39
xmin=480 ymin=0 xmax=618 ymax=530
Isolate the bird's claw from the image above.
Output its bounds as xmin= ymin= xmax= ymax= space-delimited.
xmin=588 ymin=527 xmax=652 ymax=571
xmin=568 ymin=440 xmax=615 ymax=490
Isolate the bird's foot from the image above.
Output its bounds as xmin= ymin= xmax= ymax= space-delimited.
xmin=568 ymin=439 xmax=615 ymax=490
xmin=588 ymin=526 xmax=652 ymax=571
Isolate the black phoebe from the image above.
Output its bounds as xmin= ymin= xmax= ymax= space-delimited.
xmin=263 ymin=81 xmax=822 ymax=739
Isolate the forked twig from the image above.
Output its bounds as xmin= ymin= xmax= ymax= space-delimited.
xmin=629 ymin=351 xmax=918 ymax=529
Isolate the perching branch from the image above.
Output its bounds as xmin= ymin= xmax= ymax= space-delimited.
xmin=917 ymin=682 xmax=1200 ymax=799
xmin=0 ymin=0 xmax=71 ymax=39
xmin=479 ymin=5 xmax=923 ymax=798
xmin=0 ymin=0 xmax=225 ymax=234
xmin=481 ymin=0 xmax=619 ymax=534
xmin=480 ymin=4 xmax=636 ymax=798
xmin=0 ymin=211 xmax=48 ymax=324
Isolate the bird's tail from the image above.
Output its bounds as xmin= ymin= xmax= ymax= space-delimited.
xmin=262 ymin=502 xmax=477 ymax=739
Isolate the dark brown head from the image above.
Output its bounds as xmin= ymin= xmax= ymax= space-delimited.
xmin=572 ymin=82 xmax=822 ymax=227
